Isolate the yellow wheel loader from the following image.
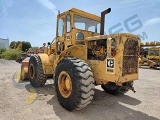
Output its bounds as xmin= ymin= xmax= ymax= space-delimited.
xmin=20 ymin=8 xmax=140 ymax=111
xmin=139 ymin=42 xmax=160 ymax=68
xmin=147 ymin=47 xmax=160 ymax=68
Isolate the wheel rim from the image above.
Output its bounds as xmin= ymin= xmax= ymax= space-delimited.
xmin=29 ymin=64 xmax=34 ymax=79
xmin=58 ymin=71 xmax=72 ymax=98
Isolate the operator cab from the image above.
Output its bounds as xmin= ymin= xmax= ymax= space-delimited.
xmin=56 ymin=8 xmax=101 ymax=49
xmin=148 ymin=48 xmax=160 ymax=56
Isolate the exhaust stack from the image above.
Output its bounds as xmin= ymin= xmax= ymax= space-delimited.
xmin=100 ymin=8 xmax=111 ymax=35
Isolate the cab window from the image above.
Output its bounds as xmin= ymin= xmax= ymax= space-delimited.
xmin=58 ymin=18 xmax=64 ymax=36
xmin=66 ymin=14 xmax=71 ymax=32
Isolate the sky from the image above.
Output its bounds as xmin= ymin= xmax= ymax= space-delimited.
xmin=0 ymin=0 xmax=160 ymax=47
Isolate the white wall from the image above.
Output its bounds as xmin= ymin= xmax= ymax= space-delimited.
xmin=0 ymin=38 xmax=9 ymax=49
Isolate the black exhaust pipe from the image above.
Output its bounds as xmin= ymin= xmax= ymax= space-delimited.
xmin=100 ymin=8 xmax=111 ymax=35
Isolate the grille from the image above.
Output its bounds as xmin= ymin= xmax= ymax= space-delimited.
xmin=122 ymin=39 xmax=139 ymax=76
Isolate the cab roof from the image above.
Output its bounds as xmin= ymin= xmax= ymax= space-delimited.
xmin=57 ymin=8 xmax=101 ymax=22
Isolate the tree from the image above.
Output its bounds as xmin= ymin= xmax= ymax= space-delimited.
xmin=9 ymin=41 xmax=32 ymax=52
xmin=22 ymin=41 xmax=31 ymax=52
xmin=9 ymin=41 xmax=16 ymax=49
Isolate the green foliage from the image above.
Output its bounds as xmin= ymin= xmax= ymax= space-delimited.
xmin=0 ymin=48 xmax=7 ymax=58
xmin=1 ymin=49 xmax=22 ymax=60
xmin=0 ymin=48 xmax=6 ymax=54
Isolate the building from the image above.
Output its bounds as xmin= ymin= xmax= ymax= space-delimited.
xmin=0 ymin=38 xmax=9 ymax=49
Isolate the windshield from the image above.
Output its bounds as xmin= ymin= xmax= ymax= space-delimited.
xmin=148 ymin=50 xmax=159 ymax=56
xmin=74 ymin=15 xmax=100 ymax=33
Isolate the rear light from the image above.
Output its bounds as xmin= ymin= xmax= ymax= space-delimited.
xmin=111 ymin=48 xmax=116 ymax=56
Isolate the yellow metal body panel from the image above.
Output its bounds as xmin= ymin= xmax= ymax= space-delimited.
xmin=38 ymin=53 xmax=53 ymax=74
xmin=87 ymin=60 xmax=138 ymax=85
xmin=58 ymin=45 xmax=87 ymax=61
xmin=21 ymin=57 xmax=30 ymax=80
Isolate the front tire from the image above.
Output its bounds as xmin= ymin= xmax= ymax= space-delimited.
xmin=55 ymin=58 xmax=95 ymax=111
xmin=28 ymin=54 xmax=47 ymax=87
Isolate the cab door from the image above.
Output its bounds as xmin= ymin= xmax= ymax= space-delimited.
xmin=56 ymin=14 xmax=72 ymax=54
xmin=56 ymin=15 xmax=66 ymax=54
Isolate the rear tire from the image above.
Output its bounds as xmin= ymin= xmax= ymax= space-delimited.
xmin=28 ymin=54 xmax=47 ymax=87
xmin=55 ymin=58 xmax=95 ymax=111
xmin=101 ymin=82 xmax=133 ymax=95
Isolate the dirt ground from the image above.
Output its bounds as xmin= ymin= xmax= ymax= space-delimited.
xmin=0 ymin=59 xmax=160 ymax=120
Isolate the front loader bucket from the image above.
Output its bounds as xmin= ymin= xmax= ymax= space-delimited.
xmin=20 ymin=57 xmax=30 ymax=81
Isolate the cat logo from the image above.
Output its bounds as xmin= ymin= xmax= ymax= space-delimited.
xmin=107 ymin=59 xmax=114 ymax=68
xmin=106 ymin=58 xmax=115 ymax=74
